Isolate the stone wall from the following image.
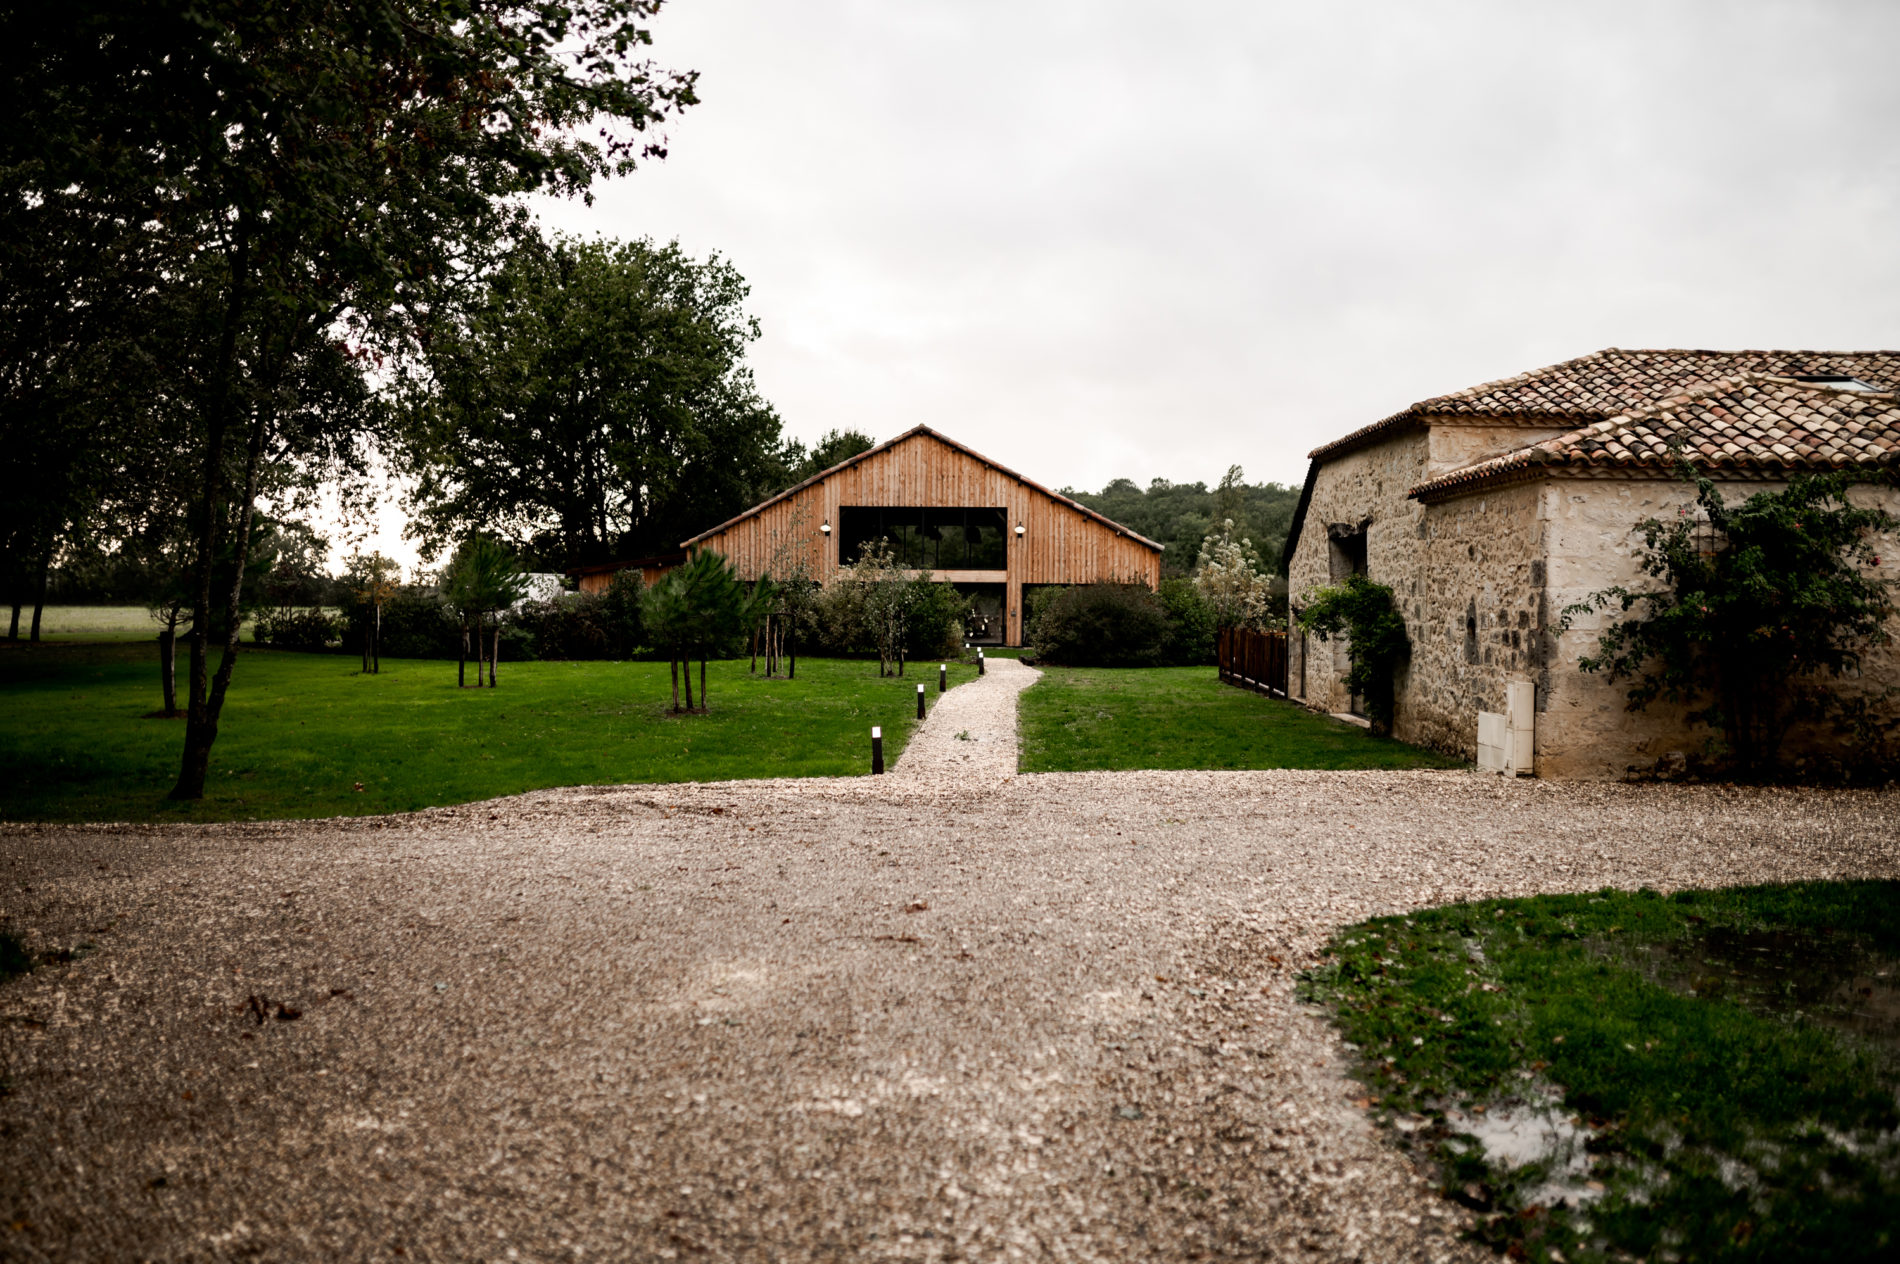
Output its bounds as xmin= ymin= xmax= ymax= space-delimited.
xmin=1290 ymin=447 xmax=1900 ymax=778
xmin=1539 ymin=476 xmax=1900 ymax=778
xmin=1402 ymin=480 xmax=1549 ymax=760
xmin=1286 ymin=431 xmax=1429 ymax=717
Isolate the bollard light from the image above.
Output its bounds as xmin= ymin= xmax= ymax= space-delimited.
xmin=871 ymin=725 xmax=884 ymax=775
xmin=939 ymin=663 xmax=947 ymax=693
xmin=977 ymin=648 xmax=985 ymax=676
xmin=916 ymin=682 xmax=926 ymax=720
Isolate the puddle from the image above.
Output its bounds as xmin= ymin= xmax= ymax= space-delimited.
xmin=1444 ymin=1086 xmax=1601 ymax=1207
xmin=1600 ymin=927 xmax=1900 ymax=1057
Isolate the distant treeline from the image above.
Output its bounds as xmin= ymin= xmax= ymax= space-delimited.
xmin=1062 ymin=468 xmax=1301 ymax=577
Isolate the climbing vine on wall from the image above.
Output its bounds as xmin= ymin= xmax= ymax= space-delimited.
xmin=1298 ymin=574 xmax=1410 ymax=735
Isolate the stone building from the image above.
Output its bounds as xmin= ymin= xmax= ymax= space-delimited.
xmin=1284 ymin=349 xmax=1900 ymax=777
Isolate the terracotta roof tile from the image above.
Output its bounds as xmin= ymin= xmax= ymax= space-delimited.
xmin=1408 ymin=375 xmax=1900 ymax=502
xmin=1308 ymin=347 xmax=1900 ymax=462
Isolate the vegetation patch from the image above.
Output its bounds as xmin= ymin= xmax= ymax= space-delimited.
xmin=1302 ymin=882 xmax=1900 ymax=1263
xmin=0 ymin=643 xmax=973 ymax=824
xmin=1018 ymin=666 xmax=1464 ymax=772
xmin=0 ymin=932 xmax=31 ymax=984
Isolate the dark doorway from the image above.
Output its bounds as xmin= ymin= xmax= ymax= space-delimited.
xmin=956 ymin=583 xmax=1006 ymax=644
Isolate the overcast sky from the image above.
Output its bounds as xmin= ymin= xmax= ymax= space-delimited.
xmin=530 ymin=0 xmax=1900 ymax=496
xmin=350 ymin=0 xmax=1900 ymax=570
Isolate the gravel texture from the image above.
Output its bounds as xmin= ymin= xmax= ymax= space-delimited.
xmin=2 ymin=660 xmax=1897 ymax=1262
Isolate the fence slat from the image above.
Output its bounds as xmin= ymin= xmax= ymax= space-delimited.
xmin=1216 ymin=627 xmax=1287 ymax=698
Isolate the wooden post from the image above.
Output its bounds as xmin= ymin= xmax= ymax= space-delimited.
xmin=871 ymin=725 xmax=884 ymax=775
xmin=916 ymin=682 xmax=926 ymax=720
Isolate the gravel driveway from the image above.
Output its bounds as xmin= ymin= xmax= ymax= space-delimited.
xmin=2 ymin=661 xmax=1896 ymax=1262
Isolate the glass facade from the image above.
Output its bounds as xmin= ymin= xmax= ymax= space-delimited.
xmin=838 ymin=506 xmax=1008 ymax=571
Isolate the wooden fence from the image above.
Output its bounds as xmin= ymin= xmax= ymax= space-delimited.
xmin=1217 ymin=627 xmax=1288 ymax=698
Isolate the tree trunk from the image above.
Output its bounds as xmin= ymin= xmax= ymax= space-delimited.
xmin=489 ymin=616 xmax=498 ymax=687
xmin=699 ymin=657 xmax=707 ymax=712
xmin=7 ymin=603 xmax=19 ymax=639
xmin=750 ymin=629 xmax=757 ymax=674
xmin=158 ymin=624 xmax=178 ymax=716
xmin=29 ymin=544 xmax=51 ymax=643
xmin=683 ymin=650 xmax=695 ymax=710
xmin=458 ymin=618 xmax=466 ymax=687
xmin=372 ymin=602 xmax=381 ymax=674
xmin=172 ymin=273 xmax=275 ymax=804
xmin=669 ymin=655 xmax=680 ymax=712
xmin=788 ymin=624 xmax=796 ymax=680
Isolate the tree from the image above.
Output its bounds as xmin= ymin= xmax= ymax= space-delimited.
xmin=1063 ymin=469 xmax=1302 ymax=576
xmin=441 ymin=537 xmax=529 ymax=689
xmin=343 ymin=553 xmax=402 ymax=675
xmin=5 ymin=2 xmax=696 ymax=801
xmin=830 ymin=541 xmax=915 ymax=676
xmin=400 ymin=234 xmax=783 ymax=571
xmin=1562 ymin=470 xmax=1897 ymax=776
xmin=754 ymin=502 xmax=821 ymax=678
xmin=779 ymin=428 xmax=876 ymax=489
xmin=1298 ymin=574 xmax=1410 ymax=736
xmin=643 ymin=550 xmax=745 ymax=712
xmin=1193 ymin=518 xmax=1278 ymax=631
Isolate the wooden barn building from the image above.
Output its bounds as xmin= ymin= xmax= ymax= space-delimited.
xmin=569 ymin=552 xmax=687 ymax=595
xmin=682 ymin=425 xmax=1162 ymax=645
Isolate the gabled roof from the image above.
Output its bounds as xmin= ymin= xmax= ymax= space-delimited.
xmin=682 ymin=424 xmax=1165 ymax=551
xmin=1307 ymin=347 xmax=1900 ymax=464
xmin=1409 ymin=374 xmax=1900 ymax=503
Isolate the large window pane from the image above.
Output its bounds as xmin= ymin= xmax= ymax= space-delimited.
xmin=837 ymin=506 xmax=1008 ymax=570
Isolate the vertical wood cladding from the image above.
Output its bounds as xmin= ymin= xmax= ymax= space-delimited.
xmin=687 ymin=429 xmax=1161 ymax=644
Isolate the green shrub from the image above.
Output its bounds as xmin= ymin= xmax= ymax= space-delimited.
xmin=350 ymin=588 xmax=461 ymax=660
xmin=1029 ymin=582 xmax=1170 ymax=667
xmin=600 ymin=570 xmax=645 ymax=655
xmin=509 ymin=594 xmax=611 ymax=660
xmin=1563 ymin=469 xmax=1897 ymax=777
xmin=1156 ymin=576 xmax=1217 ymax=665
xmin=253 ymin=607 xmax=339 ymax=651
xmin=904 ymin=578 xmax=968 ymax=660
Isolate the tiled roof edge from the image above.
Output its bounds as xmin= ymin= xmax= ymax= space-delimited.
xmin=1407 ymin=373 xmax=1900 ymax=502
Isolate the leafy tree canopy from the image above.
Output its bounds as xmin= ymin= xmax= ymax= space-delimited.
xmin=400 ymin=233 xmax=784 ymax=571
xmin=779 ymin=429 xmax=877 ymax=488
xmin=1063 ymin=465 xmax=1300 ymax=576
xmin=2 ymin=1 xmax=696 ymax=796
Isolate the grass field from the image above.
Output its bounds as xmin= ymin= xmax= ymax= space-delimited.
xmin=1304 ymin=882 xmax=1900 ymax=1262
xmin=1018 ymin=665 xmax=1466 ymax=773
xmin=0 ymin=642 xmax=973 ymax=824
xmin=5 ymin=605 xmax=280 ymax=643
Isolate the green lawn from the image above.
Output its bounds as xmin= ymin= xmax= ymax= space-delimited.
xmin=1018 ymin=665 xmax=1465 ymax=772
xmin=0 ymin=642 xmax=974 ymax=824
xmin=1304 ymin=883 xmax=1900 ymax=1263
xmin=7 ymin=605 xmax=268 ymax=643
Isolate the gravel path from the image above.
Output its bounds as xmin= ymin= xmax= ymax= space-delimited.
xmin=2 ymin=672 xmax=1897 ymax=1262
xmin=894 ymin=656 xmax=1039 ymax=785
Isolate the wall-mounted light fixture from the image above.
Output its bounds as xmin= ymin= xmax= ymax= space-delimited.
xmin=1014 ymin=521 xmax=1025 ymax=538
xmin=820 ymin=517 xmax=831 ymax=535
